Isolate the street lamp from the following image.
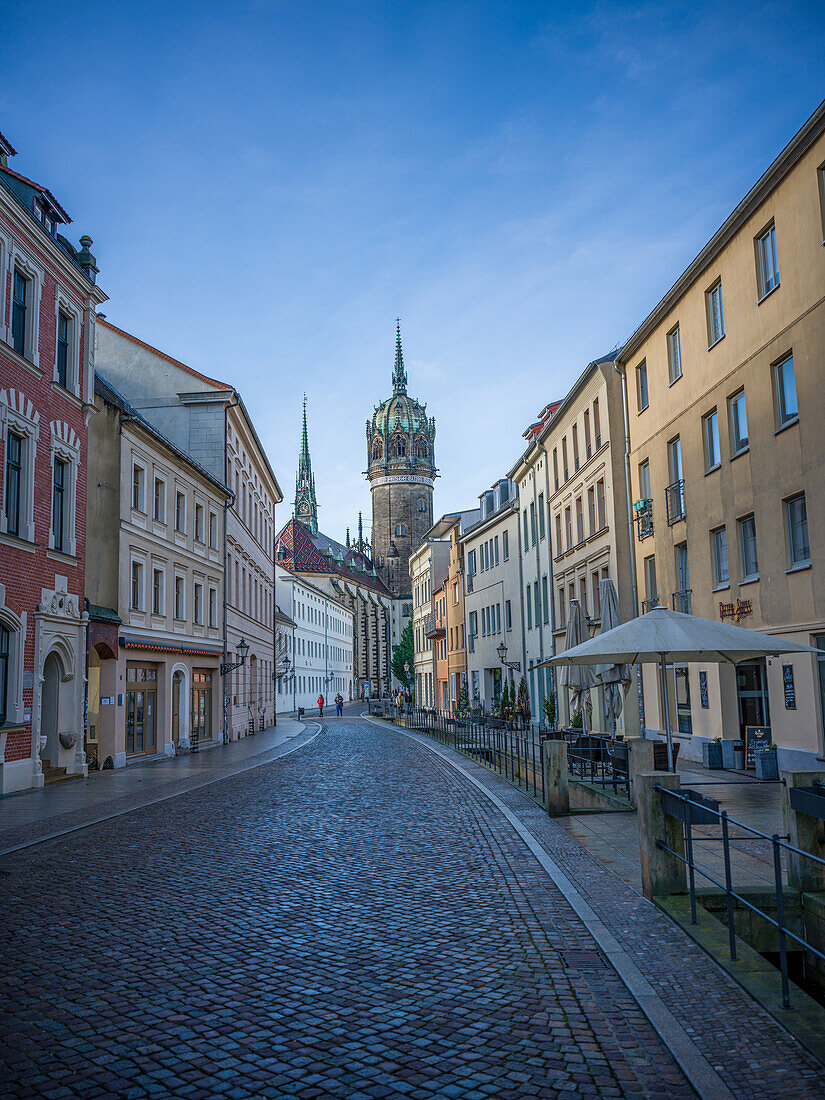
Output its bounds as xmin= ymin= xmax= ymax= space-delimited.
xmin=496 ymin=641 xmax=520 ymax=671
xmin=221 ymin=636 xmax=249 ymax=675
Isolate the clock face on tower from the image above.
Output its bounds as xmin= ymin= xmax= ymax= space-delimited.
xmin=365 ymin=322 xmax=436 ymax=599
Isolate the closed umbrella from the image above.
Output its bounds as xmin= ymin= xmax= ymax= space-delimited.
xmin=543 ymin=606 xmax=815 ymax=771
xmin=558 ymin=600 xmax=595 ymax=733
xmin=593 ymin=578 xmax=631 ymax=737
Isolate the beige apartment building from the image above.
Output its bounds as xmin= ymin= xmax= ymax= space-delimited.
xmin=538 ymin=356 xmax=640 ymax=736
xmin=509 ymin=407 xmax=557 ymax=723
xmin=410 ymin=537 xmax=450 ymax=708
xmin=427 ymin=511 xmax=479 ymax=709
xmin=617 ymin=98 xmax=825 ymax=768
xmin=87 ymin=375 xmax=230 ymax=766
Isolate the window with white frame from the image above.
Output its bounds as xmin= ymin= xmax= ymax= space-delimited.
xmin=209 ymin=587 xmax=217 ymax=628
xmin=1 ymin=393 xmax=38 ymax=542
xmin=175 ymin=490 xmax=186 ymax=533
xmin=194 ymin=582 xmax=204 ymax=625
xmin=132 ymin=464 xmax=146 ymax=512
xmin=711 ymin=526 xmax=729 ymax=587
xmin=174 ymin=576 xmax=185 ymax=620
xmin=667 ymin=324 xmax=682 ymax=383
xmin=49 ymin=422 xmax=79 ymax=555
xmin=131 ymin=561 xmax=144 ymax=610
xmin=636 ymin=360 xmax=649 ymax=411
xmin=195 ymin=503 xmax=204 ymax=543
xmin=9 ymin=250 xmax=43 ymax=366
xmin=153 ymin=477 xmax=165 ymax=522
xmin=785 ymin=493 xmax=810 ymax=568
xmin=703 ymin=409 xmax=721 ymax=470
xmin=738 ymin=514 xmax=759 ymax=580
xmin=773 ymin=353 xmax=798 ymax=428
xmin=54 ymin=295 xmax=81 ymax=396
xmin=0 ymin=602 xmax=24 ymax=727
xmin=209 ymin=511 xmax=217 ymax=549
xmin=502 ymin=530 xmax=509 ymax=560
xmin=729 ymin=390 xmax=748 ymax=455
xmin=706 ymin=280 xmax=725 ymax=346
xmin=152 ymin=568 xmax=164 ymax=615
xmin=756 ymin=222 xmax=779 ymax=299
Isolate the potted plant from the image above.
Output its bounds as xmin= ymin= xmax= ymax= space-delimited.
xmin=755 ymin=743 xmax=779 ymax=780
xmin=542 ymin=690 xmax=556 ymax=731
xmin=703 ymin=737 xmax=723 ymax=770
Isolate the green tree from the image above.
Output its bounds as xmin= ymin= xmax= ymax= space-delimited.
xmin=391 ymin=619 xmax=414 ymax=689
xmin=455 ymin=679 xmax=470 ymax=717
xmin=542 ymin=690 xmax=556 ymax=728
xmin=516 ymin=676 xmax=531 ymax=721
xmin=499 ymin=679 xmax=510 ymax=715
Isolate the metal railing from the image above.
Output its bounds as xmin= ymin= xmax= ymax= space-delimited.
xmin=671 ymin=589 xmax=692 ymax=614
xmin=552 ymin=728 xmax=630 ymax=800
xmin=635 ymin=507 xmax=654 ymax=541
xmin=641 ymin=597 xmax=660 ymax=613
xmin=390 ymin=706 xmax=545 ymax=803
xmin=665 ymin=479 xmax=686 ymax=525
xmin=656 ymin=785 xmax=825 ymax=1009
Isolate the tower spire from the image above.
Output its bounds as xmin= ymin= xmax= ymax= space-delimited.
xmin=293 ymin=394 xmax=318 ymax=536
xmin=392 ymin=318 xmax=407 ymax=394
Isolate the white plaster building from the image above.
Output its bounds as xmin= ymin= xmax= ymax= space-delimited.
xmin=274 ymin=564 xmax=353 ymax=713
xmin=94 ymin=320 xmax=283 ymax=742
xmin=86 ymin=374 xmax=229 ymax=765
xmin=410 ymin=537 xmax=450 ymax=707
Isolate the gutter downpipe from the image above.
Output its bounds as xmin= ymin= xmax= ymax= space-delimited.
xmin=271 ymin=500 xmax=277 ymax=727
xmin=516 ymin=492 xmax=528 ymax=700
xmin=222 ymin=396 xmax=240 ymax=747
xmin=531 ymin=459 xmax=545 ymax=728
xmin=613 ymin=359 xmax=644 ymax=734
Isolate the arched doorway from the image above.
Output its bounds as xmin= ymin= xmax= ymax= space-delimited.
xmin=41 ymin=652 xmax=62 ymax=770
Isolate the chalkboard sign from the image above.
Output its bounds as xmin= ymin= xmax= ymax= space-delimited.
xmin=699 ymin=670 xmax=709 ymax=709
xmin=745 ymin=725 xmax=772 ymax=768
xmin=783 ymin=664 xmax=796 ymax=710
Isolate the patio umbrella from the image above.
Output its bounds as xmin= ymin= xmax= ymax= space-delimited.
xmin=542 ymin=606 xmax=815 ymax=771
xmin=592 ymin=578 xmax=631 ymax=737
xmin=558 ymin=600 xmax=595 ymax=733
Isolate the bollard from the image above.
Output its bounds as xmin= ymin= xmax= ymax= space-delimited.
xmin=781 ymin=770 xmax=825 ymax=893
xmin=542 ymin=739 xmax=570 ymax=816
xmin=636 ymin=771 xmax=686 ymax=901
xmin=626 ymin=738 xmax=655 ymax=808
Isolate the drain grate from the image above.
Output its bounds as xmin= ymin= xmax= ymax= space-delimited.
xmin=560 ymin=949 xmax=608 ymax=970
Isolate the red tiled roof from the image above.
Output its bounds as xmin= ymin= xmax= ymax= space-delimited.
xmin=276 ymin=517 xmax=392 ymax=596
xmin=0 ymin=164 xmax=71 ymax=223
xmin=0 ymin=130 xmax=17 ymax=156
xmin=96 ymin=318 xmax=232 ymax=390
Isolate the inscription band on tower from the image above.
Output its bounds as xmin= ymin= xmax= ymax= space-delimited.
xmin=371 ymin=474 xmax=434 ymax=489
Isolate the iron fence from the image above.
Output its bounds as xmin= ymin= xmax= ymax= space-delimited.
xmin=665 ymin=479 xmax=686 ymax=525
xmin=393 ymin=706 xmax=545 ymax=803
xmin=549 ymin=728 xmax=630 ymax=800
xmin=655 ymin=784 xmax=825 ymax=1009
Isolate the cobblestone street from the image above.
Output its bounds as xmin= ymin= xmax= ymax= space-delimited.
xmin=0 ymin=719 xmax=821 ymax=1098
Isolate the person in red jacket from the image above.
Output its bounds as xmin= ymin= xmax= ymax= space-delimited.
xmin=317 ymin=693 xmax=325 ymax=717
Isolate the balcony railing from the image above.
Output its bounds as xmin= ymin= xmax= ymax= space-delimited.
xmin=424 ymin=613 xmax=445 ymax=639
xmin=635 ymin=506 xmax=654 ymax=541
xmin=665 ymin=479 xmax=686 ymax=525
xmin=641 ymin=597 xmax=660 ymax=613
xmin=671 ymin=589 xmax=692 ymax=614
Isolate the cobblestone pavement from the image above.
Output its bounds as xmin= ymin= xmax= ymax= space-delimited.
xmin=0 ymin=719 xmax=699 ymax=1099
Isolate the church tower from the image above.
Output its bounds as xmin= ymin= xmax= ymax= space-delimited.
xmin=366 ymin=322 xmax=436 ymax=598
xmin=293 ymin=396 xmax=318 ymax=536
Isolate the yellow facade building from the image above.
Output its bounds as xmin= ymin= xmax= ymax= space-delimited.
xmin=616 ymin=98 xmax=825 ymax=768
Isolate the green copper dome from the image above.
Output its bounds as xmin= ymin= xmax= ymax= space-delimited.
xmin=366 ymin=321 xmax=436 ymax=474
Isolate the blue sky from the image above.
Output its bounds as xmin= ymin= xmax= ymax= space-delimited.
xmin=3 ymin=1 xmax=824 ymax=540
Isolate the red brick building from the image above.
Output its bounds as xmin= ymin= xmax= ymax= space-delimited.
xmin=0 ymin=131 xmax=107 ymax=793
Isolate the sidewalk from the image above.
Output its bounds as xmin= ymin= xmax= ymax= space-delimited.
xmin=0 ymin=716 xmax=316 ymax=855
xmin=558 ymin=756 xmax=785 ymax=893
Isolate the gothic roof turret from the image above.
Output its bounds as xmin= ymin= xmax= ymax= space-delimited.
xmin=293 ymin=395 xmax=318 ymax=536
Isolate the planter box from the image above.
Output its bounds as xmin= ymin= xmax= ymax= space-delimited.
xmin=702 ymin=741 xmax=723 ymax=770
xmin=720 ymin=738 xmax=737 ymax=769
xmin=755 ymin=750 xmax=779 ymax=780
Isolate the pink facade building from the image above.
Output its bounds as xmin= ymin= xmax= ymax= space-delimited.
xmin=0 ymin=131 xmax=106 ymax=793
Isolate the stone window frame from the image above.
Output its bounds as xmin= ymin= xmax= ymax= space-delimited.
xmin=48 ymin=422 xmax=80 ymax=557
xmin=53 ymin=289 xmax=82 ymax=398
xmin=0 ymin=388 xmax=39 ymax=542
xmin=8 ymin=243 xmax=44 ymax=369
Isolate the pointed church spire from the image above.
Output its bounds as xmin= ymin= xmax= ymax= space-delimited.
xmin=346 ymin=527 xmax=350 ymax=549
xmin=293 ymin=394 xmax=318 ymax=536
xmin=357 ymin=510 xmax=364 ymax=550
xmin=392 ymin=318 xmax=407 ymax=394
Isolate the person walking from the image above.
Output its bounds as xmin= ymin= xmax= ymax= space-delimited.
xmin=317 ymin=693 xmax=325 ymax=717
xmin=335 ymin=692 xmax=343 ymax=717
